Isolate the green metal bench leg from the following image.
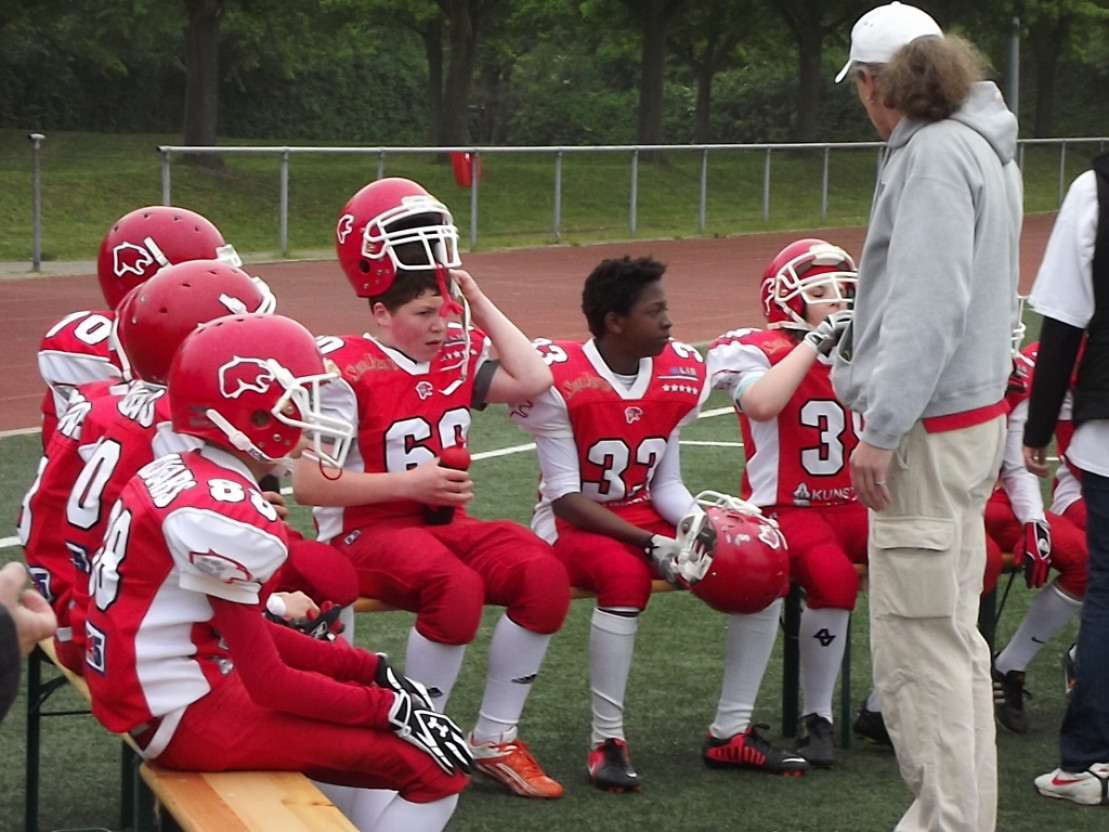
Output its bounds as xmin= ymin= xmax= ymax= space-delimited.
xmin=131 ymin=749 xmax=157 ymax=832
xmin=781 ymin=582 xmax=803 ymax=739
xmin=26 ymin=646 xmax=43 ymax=832
xmin=840 ymin=614 xmax=852 ymax=750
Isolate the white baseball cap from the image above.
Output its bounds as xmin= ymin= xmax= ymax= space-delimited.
xmin=834 ymin=2 xmax=943 ymax=83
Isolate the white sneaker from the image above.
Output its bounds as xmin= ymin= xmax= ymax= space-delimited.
xmin=1034 ymin=763 xmax=1109 ymax=806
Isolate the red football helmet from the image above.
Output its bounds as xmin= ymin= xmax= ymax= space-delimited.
xmin=169 ymin=313 xmax=353 ymax=468
xmin=760 ymin=238 xmax=856 ymax=331
xmin=334 ymin=177 xmax=461 ymax=299
xmin=675 ymin=491 xmax=789 ymax=615
xmin=97 ymin=206 xmax=240 ymax=309
xmin=113 ymin=260 xmax=277 ymax=386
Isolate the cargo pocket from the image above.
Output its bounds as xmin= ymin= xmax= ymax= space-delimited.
xmin=869 ymin=516 xmax=957 ymax=619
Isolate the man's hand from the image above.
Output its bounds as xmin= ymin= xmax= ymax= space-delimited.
xmin=374 ymin=653 xmax=434 ymax=711
xmin=1022 ymin=519 xmax=1052 ymax=588
xmin=0 ymin=561 xmax=57 ymax=655
xmin=643 ymin=534 xmax=687 ymax=588
xmin=387 ymin=690 xmax=474 ymax=775
xmin=802 ymin=310 xmax=853 ymax=357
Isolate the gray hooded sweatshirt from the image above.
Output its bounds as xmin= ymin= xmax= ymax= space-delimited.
xmin=831 ymin=81 xmax=1023 ymax=450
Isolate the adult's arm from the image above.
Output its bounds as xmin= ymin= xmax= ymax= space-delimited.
xmin=1023 ymin=317 xmax=1084 ymax=448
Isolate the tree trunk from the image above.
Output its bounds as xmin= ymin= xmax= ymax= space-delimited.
xmin=1029 ymin=14 xmax=1071 ymax=139
xmin=440 ymin=0 xmax=478 ymax=146
xmin=636 ymin=1 xmax=671 ymax=149
xmin=424 ymin=20 xmax=445 ymax=145
xmin=793 ymin=25 xmax=823 ymax=142
xmin=182 ymin=0 xmax=223 ymax=166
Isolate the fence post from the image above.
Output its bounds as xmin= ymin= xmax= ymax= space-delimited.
xmin=821 ymin=146 xmax=830 ymax=224
xmin=1059 ymin=142 xmax=1067 ymax=207
xmin=28 ymin=132 xmax=45 ymax=272
xmin=377 ymin=150 xmax=385 ymax=180
xmin=279 ymin=149 xmax=290 ymax=256
xmin=161 ymin=149 xmax=172 ymax=206
xmin=762 ymin=148 xmax=771 ymax=223
xmin=553 ymin=151 xmax=563 ymax=242
xmin=698 ymin=148 xmax=708 ymax=233
xmin=630 ymin=149 xmax=639 ymax=237
xmin=470 ymin=151 xmax=479 ymax=249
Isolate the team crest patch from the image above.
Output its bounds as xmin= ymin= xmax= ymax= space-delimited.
xmin=336 ymin=214 xmax=354 ymax=244
xmin=415 ymin=380 xmax=435 ymax=400
xmin=111 ymin=241 xmax=155 ymax=278
xmin=219 ymin=356 xmax=275 ymax=398
xmin=625 ymin=406 xmax=643 ymax=424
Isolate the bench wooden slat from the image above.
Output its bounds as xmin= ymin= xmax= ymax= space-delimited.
xmin=353 ymin=578 xmax=677 ymax=614
xmin=140 ymin=766 xmax=357 ymax=832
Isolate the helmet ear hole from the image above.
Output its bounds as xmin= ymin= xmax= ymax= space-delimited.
xmin=250 ymin=410 xmax=271 ymax=429
xmin=358 ymin=259 xmax=371 ymax=274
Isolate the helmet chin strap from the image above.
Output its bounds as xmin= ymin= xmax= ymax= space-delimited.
xmin=435 ymin=262 xmax=470 ymax=395
xmin=205 ymin=408 xmax=269 ymax=463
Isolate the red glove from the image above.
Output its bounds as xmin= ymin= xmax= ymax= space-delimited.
xmin=1022 ymin=520 xmax=1052 ymax=588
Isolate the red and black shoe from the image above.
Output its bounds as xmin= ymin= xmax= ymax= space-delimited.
xmin=702 ymin=725 xmax=809 ymax=776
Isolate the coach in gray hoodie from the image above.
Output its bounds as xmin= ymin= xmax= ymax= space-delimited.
xmin=830 ymin=4 xmax=1022 ymax=832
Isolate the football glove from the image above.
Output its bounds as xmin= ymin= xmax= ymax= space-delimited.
xmin=1022 ymin=519 xmax=1052 ymax=588
xmin=643 ymin=534 xmax=687 ymax=588
xmin=802 ymin=310 xmax=853 ymax=357
xmin=263 ymin=600 xmax=345 ymax=642
xmin=374 ymin=653 xmax=434 ymax=711
xmin=387 ymin=690 xmax=474 ymax=775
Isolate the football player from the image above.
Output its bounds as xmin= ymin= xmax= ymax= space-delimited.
xmin=37 ymin=205 xmax=244 ymax=449
xmin=19 ymin=260 xmax=276 ymax=674
xmin=509 ymin=254 xmax=805 ymax=791
xmin=987 ymin=342 xmax=1087 ymax=734
xmin=84 ymin=313 xmax=469 ymax=832
xmin=706 ymin=239 xmax=864 ymax=767
xmin=292 ymin=177 xmax=570 ymax=800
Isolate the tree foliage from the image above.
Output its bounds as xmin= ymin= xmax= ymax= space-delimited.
xmin=3 ymin=0 xmax=1109 ymax=145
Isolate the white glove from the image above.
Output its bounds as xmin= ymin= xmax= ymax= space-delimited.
xmin=643 ymin=534 xmax=686 ymax=587
xmin=802 ymin=310 xmax=853 ymax=356
xmin=386 ymin=690 xmax=474 ymax=775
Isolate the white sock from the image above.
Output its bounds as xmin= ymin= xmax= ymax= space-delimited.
xmin=710 ymin=599 xmax=781 ymax=739
xmin=996 ymin=582 xmax=1082 ymax=673
xmin=865 ymin=689 xmax=881 ymax=712
xmin=405 ymin=627 xmax=466 ymax=710
xmin=372 ymin=793 xmax=459 ymax=832
xmin=589 ymin=607 xmax=639 ymax=747
xmin=799 ymin=606 xmax=850 ymax=723
xmin=471 ymin=614 xmax=552 ymax=744
xmin=346 ymin=788 xmax=398 ymax=830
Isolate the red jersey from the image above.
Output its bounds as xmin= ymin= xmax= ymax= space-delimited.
xmin=84 ymin=447 xmax=287 ymax=733
xmin=19 ymin=379 xmax=125 ymax=639
xmin=313 ymin=327 xmax=490 ymax=541
xmin=707 ymin=328 xmax=861 ymax=509
xmin=508 ymin=338 xmax=707 ymax=530
xmin=38 ymin=309 xmax=122 ymax=448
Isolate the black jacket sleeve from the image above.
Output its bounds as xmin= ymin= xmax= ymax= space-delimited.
xmin=1024 ymin=316 xmax=1085 ymax=448
xmin=0 ymin=607 xmax=20 ymax=726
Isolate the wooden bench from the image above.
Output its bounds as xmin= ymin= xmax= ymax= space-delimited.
xmin=26 ymin=639 xmax=357 ymax=832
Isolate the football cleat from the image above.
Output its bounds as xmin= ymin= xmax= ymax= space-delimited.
xmin=702 ymin=725 xmax=809 ymax=776
xmin=795 ymin=713 xmax=835 ymax=767
xmin=469 ymin=728 xmax=563 ymax=799
xmin=586 ymin=738 xmax=641 ymax=793
xmin=992 ymin=661 xmax=1031 ymax=734
xmin=1034 ymin=763 xmax=1109 ymax=806
xmin=852 ymin=701 xmax=893 ymax=747
xmin=1062 ymin=641 xmax=1077 ymax=700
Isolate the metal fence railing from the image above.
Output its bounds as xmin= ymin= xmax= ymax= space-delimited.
xmin=25 ymin=135 xmax=1109 ymax=269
